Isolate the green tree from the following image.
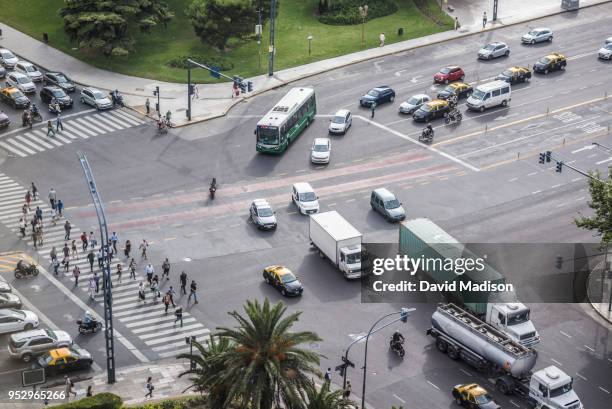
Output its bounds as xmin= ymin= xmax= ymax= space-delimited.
xmin=575 ymin=169 xmax=612 ymax=245
xmin=177 ymin=335 xmax=233 ymax=409
xmin=214 ymin=298 xmax=322 ymax=409
xmin=59 ymin=0 xmax=173 ymax=56
xmin=303 ymin=379 xmax=353 ymax=409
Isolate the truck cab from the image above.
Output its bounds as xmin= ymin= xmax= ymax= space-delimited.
xmin=339 ymin=244 xmax=362 ymax=278
xmin=487 ymin=303 xmax=540 ymax=347
xmin=529 ymin=366 xmax=582 ymax=409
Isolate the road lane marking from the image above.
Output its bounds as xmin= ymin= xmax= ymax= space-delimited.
xmin=459 ymin=368 xmax=472 ymax=376
xmin=551 ymin=184 xmax=562 ymax=188
xmin=572 ymin=145 xmax=596 ymax=154
xmin=576 ymin=197 xmax=585 ymax=202
xmin=550 ymin=358 xmax=563 ymax=366
xmin=527 ymin=172 xmax=537 ymax=176
xmin=532 ymin=190 xmax=541 ymax=195
xmin=575 ymin=373 xmax=587 ymax=381
xmin=596 ymin=157 xmax=612 ymax=165
xmin=556 ymin=203 xmax=566 ymax=208
xmin=571 ymin=178 xmax=582 ymax=182
xmin=393 ymin=394 xmax=405 ymax=403
xmin=599 ymin=387 xmax=610 ymax=394
xmin=584 ymin=345 xmax=595 ymax=352
xmin=427 ymin=380 xmax=440 ymax=390
xmin=508 ymin=177 xmax=518 ymax=182
xmin=509 ymin=400 xmax=520 ymax=408
xmin=163 ymin=237 xmax=176 ymax=241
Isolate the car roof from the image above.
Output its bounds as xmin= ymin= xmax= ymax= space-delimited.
xmin=10 ymin=72 xmax=28 ymax=79
xmin=373 ymin=188 xmax=396 ymax=200
xmin=49 ymin=347 xmax=71 ymax=359
xmin=43 ymin=85 xmax=63 ymax=91
xmin=313 ymin=137 xmax=330 ymax=144
xmin=475 ymin=80 xmax=509 ymax=91
xmin=268 ymin=266 xmax=293 ymax=276
xmin=4 ymin=87 xmax=20 ymax=93
xmin=252 ymin=198 xmax=271 ymax=208
xmin=442 ymin=66 xmax=459 ymax=70
xmin=83 ymin=87 xmax=101 ymax=93
xmin=410 ymin=94 xmax=429 ymax=99
xmin=293 ymin=182 xmax=314 ymax=192
xmin=11 ymin=328 xmax=49 ymax=341
xmin=17 ymin=61 xmax=35 ymax=67
xmin=448 ymin=82 xmax=469 ymax=89
xmin=0 ymin=48 xmax=14 ymax=54
xmin=0 ymin=309 xmax=23 ymax=318
xmin=508 ymin=66 xmax=528 ymax=72
xmin=533 ymin=27 xmax=550 ymax=31
xmin=486 ymin=41 xmax=506 ymax=46
xmin=428 ymin=99 xmax=449 ymax=107
xmin=545 ymin=52 xmax=565 ymax=58
xmin=372 ymin=86 xmax=390 ymax=91
xmin=334 ymin=109 xmax=350 ymax=116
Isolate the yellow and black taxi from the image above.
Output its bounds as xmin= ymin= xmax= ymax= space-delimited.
xmin=412 ymin=99 xmax=450 ymax=122
xmin=452 ymin=384 xmax=500 ymax=409
xmin=437 ymin=82 xmax=473 ymax=101
xmin=533 ymin=52 xmax=567 ymax=74
xmin=496 ymin=66 xmax=532 ymax=84
xmin=0 ymin=86 xmax=30 ymax=109
xmin=36 ymin=346 xmax=93 ymax=375
xmin=263 ymin=265 xmax=303 ymax=297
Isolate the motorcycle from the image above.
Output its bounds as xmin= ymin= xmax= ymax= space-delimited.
xmin=29 ymin=106 xmax=43 ymax=123
xmin=419 ymin=127 xmax=434 ymax=144
xmin=48 ymin=103 xmax=61 ymax=115
xmin=110 ymin=91 xmax=124 ymax=108
xmin=77 ymin=318 xmax=103 ymax=334
xmin=445 ymin=110 xmax=463 ymax=125
xmin=14 ymin=261 xmax=40 ymax=279
xmin=390 ymin=337 xmax=405 ymax=358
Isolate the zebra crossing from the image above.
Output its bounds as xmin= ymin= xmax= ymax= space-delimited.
xmin=0 ymin=110 xmax=146 ymax=158
xmin=0 ymin=173 xmax=211 ymax=359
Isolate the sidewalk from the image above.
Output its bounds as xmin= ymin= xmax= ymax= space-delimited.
xmin=0 ymin=0 xmax=609 ymax=127
xmin=588 ymin=268 xmax=612 ymax=324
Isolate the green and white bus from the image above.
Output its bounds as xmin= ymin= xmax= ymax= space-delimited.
xmin=255 ymin=87 xmax=316 ymax=154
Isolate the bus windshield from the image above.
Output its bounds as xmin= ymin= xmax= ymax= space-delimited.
xmin=257 ymin=127 xmax=279 ymax=145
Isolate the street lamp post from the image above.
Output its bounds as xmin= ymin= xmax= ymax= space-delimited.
xmin=307 ymin=34 xmax=313 ymax=56
xmin=359 ymin=5 xmax=368 ymax=48
xmin=185 ymin=335 xmax=196 ymax=370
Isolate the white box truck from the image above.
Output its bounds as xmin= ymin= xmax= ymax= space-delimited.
xmin=309 ymin=211 xmax=362 ymax=279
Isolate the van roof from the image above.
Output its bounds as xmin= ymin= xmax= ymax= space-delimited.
xmin=293 ymin=182 xmax=314 ymax=193
xmin=373 ymin=188 xmax=396 ymax=201
xmin=475 ymin=80 xmax=510 ymax=91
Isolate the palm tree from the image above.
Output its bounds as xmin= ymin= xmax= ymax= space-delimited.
xmin=214 ymin=298 xmax=322 ymax=409
xmin=177 ymin=335 xmax=234 ymax=409
xmin=303 ymin=379 xmax=353 ymax=409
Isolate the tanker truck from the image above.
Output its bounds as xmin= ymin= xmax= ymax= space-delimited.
xmin=400 ymin=218 xmax=540 ymax=346
xmin=427 ymin=304 xmax=582 ymax=409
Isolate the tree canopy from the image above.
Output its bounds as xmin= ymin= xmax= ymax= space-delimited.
xmin=575 ymin=168 xmax=612 ymax=246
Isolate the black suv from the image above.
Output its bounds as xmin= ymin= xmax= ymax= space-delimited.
xmin=40 ymin=86 xmax=73 ymax=108
xmin=359 ymin=86 xmax=395 ymax=107
xmin=43 ymin=72 xmax=76 ymax=93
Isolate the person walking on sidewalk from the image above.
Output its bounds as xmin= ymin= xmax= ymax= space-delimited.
xmin=110 ymin=232 xmax=118 ymax=253
xmin=124 ymin=239 xmax=131 ymax=258
xmin=162 ymin=257 xmax=170 ymax=280
xmin=65 ymin=376 xmax=77 ymax=399
xmin=454 ymin=16 xmax=460 ymax=30
xmin=145 ymin=98 xmax=150 ymax=115
xmin=129 ymin=258 xmax=137 ymax=279
xmin=139 ymin=239 xmax=148 ymax=259
xmin=71 ymin=240 xmax=78 ymax=259
xmin=88 ymin=277 xmax=95 ymax=300
xmin=145 ymin=263 xmax=154 ymax=284
xmin=116 ymin=264 xmax=123 ymax=283
xmin=94 ymin=271 xmax=100 ymax=293
xmin=87 ymin=250 xmax=95 ymax=272
xmin=324 ymin=367 xmax=331 ymax=383
xmin=73 ymin=265 xmax=80 ymax=287
xmin=145 ymin=377 xmax=154 ymax=398
xmin=188 ymin=280 xmax=198 ymax=304
xmin=57 ymin=199 xmax=64 ymax=217
xmin=343 ymin=381 xmax=352 ymax=401
xmin=379 ymin=32 xmax=385 ymax=47
xmin=47 ymin=120 xmax=56 ymax=137
xmin=63 ymin=256 xmax=70 ymax=273
xmin=180 ymin=271 xmax=187 ymax=295
xmin=86 ymin=385 xmax=93 ymax=397
xmin=64 ymin=220 xmax=71 ymax=240
xmin=174 ymin=305 xmax=183 ymax=327
xmin=482 ymin=11 xmax=487 ymax=29
xmin=56 ymin=113 xmax=63 ymax=132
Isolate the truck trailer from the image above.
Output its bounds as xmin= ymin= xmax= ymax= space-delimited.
xmin=427 ymin=304 xmax=582 ymax=409
xmin=309 ymin=211 xmax=362 ymax=279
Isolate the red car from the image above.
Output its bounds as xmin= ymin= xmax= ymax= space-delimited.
xmin=433 ymin=66 xmax=465 ymax=84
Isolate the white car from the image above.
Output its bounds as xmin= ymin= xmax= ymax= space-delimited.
xmin=521 ymin=28 xmax=553 ymax=44
xmin=311 ymin=138 xmax=331 ymax=164
xmin=399 ymin=94 xmax=431 ymax=114
xmin=599 ymin=43 xmax=612 ymax=60
xmin=606 ymin=37 xmax=612 ymax=45
xmin=14 ymin=61 xmax=43 ymax=82
xmin=5 ymin=71 xmax=36 ymax=94
xmin=0 ymin=48 xmax=19 ymax=69
xmin=292 ymin=182 xmax=319 ymax=215
xmin=328 ymin=109 xmax=352 ymax=134
xmin=80 ymin=87 xmax=113 ymax=110
xmin=0 ymin=309 xmax=39 ymax=334
xmin=250 ymin=199 xmax=277 ymax=230
xmin=478 ymin=41 xmax=510 ymax=60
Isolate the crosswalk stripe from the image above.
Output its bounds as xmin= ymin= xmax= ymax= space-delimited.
xmin=61 ymin=130 xmax=80 ymax=140
xmin=32 ymin=130 xmax=63 ymax=146
xmin=52 ymin=132 xmax=72 ymax=144
xmin=0 ymin=192 xmax=26 ymax=201
xmin=131 ymin=317 xmax=197 ymax=333
xmin=66 ymin=119 xmax=96 ymax=137
xmin=0 ymin=181 xmax=19 ymax=188
xmin=139 ymin=323 xmax=204 ymax=340
xmin=72 ymin=118 xmax=101 ymax=135
xmin=6 ymin=139 xmax=36 ymax=154
xmin=23 ymin=133 xmax=55 ymax=149
xmin=79 ymin=116 xmax=111 ymax=133
xmin=145 ymin=328 xmax=211 ymax=346
xmin=111 ymin=110 xmax=144 ymax=125
xmin=93 ymin=114 xmax=123 ymax=130
xmin=101 ymin=113 xmax=132 ymax=128
xmin=13 ymin=135 xmax=44 ymax=152
xmin=116 ymin=309 xmax=188 ymax=321
xmin=151 ymin=333 xmax=210 ymax=351
xmin=158 ymin=347 xmax=194 ymax=359
xmin=0 ymin=189 xmax=26 ymax=198
xmin=0 ymin=141 xmax=27 ymax=157
xmin=0 ymin=196 xmax=36 ymax=207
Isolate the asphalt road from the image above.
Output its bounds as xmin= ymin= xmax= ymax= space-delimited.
xmin=0 ymin=4 xmax=611 ymax=409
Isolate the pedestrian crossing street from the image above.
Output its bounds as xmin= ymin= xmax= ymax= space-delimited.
xmin=0 ymin=110 xmax=145 ymax=158
xmin=0 ymin=173 xmax=211 ymax=359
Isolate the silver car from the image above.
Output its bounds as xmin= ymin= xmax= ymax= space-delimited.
xmin=0 ymin=309 xmax=39 ymax=334
xmin=0 ymin=275 xmax=12 ymax=293
xmin=599 ymin=43 xmax=612 ymax=60
xmin=80 ymin=87 xmax=112 ymax=110
xmin=0 ymin=65 xmax=6 ymax=79
xmin=328 ymin=109 xmax=352 ymax=134
xmin=0 ymin=48 xmax=19 ymax=69
xmin=521 ymin=28 xmax=553 ymax=44
xmin=250 ymin=199 xmax=277 ymax=230
xmin=5 ymin=72 xmax=36 ymax=94
xmin=14 ymin=61 xmax=43 ymax=82
xmin=399 ymin=94 xmax=430 ymax=114
xmin=8 ymin=328 xmax=72 ymax=362
xmin=478 ymin=42 xmax=510 ymax=60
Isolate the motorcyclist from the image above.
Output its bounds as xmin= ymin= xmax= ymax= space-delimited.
xmin=422 ymin=123 xmax=434 ymax=140
xmin=448 ymin=93 xmax=458 ymax=108
xmin=16 ymin=259 xmax=24 ymax=272
xmin=82 ymin=311 xmax=93 ymax=330
xmin=49 ymin=99 xmax=61 ymax=114
xmin=391 ymin=331 xmax=405 ymax=346
xmin=30 ymin=103 xmax=39 ymax=114
xmin=22 ymin=110 xmax=30 ymax=126
xmin=111 ymin=89 xmax=122 ymax=106
xmin=209 ymin=178 xmax=217 ymax=198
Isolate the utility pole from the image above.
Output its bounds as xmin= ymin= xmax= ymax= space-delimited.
xmin=187 ymin=63 xmax=192 ymax=121
xmin=77 ymin=152 xmax=115 ymax=384
xmin=257 ymin=0 xmax=263 ymax=71
xmin=493 ymin=0 xmax=498 ymax=21
xmin=268 ymin=0 xmax=276 ymax=76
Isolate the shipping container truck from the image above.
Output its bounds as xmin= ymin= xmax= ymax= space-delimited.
xmin=309 ymin=211 xmax=362 ymax=279
xmin=427 ymin=304 xmax=582 ymax=409
xmin=400 ymin=218 xmax=539 ymax=346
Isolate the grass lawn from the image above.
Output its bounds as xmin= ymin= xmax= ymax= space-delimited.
xmin=0 ymin=0 xmax=452 ymax=83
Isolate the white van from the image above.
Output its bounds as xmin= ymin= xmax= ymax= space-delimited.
xmin=466 ymin=80 xmax=511 ymax=112
xmin=292 ymin=182 xmax=320 ymax=215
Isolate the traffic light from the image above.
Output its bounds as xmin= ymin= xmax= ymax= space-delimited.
xmin=239 ymin=81 xmax=247 ymax=94
xmin=400 ymin=307 xmax=409 ymax=322
xmin=155 ymin=103 xmax=159 ymax=112
xmin=247 ymin=81 xmax=253 ymax=92
xmin=233 ymin=76 xmax=242 ymax=86
xmin=545 ymin=151 xmax=552 ymax=163
xmin=555 ymin=255 xmax=563 ymax=269
xmin=556 ymin=161 xmax=563 ymax=173
xmin=335 ymin=363 xmax=346 ymax=376
xmin=153 ymin=86 xmax=159 ymax=97
xmin=539 ymin=153 xmax=546 ymax=164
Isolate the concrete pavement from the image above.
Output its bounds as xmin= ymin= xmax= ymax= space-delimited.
xmin=0 ymin=0 xmax=609 ymax=126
